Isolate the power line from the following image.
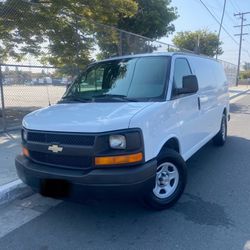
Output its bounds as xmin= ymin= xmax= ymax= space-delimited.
xmin=198 ymin=0 xmax=239 ymax=45
xmin=199 ymin=2 xmax=233 ymax=32
xmin=232 ymin=0 xmax=241 ymax=12
xmin=204 ymin=0 xmax=236 ymax=26
xmin=216 ymin=0 xmax=226 ymax=59
xmin=229 ymin=0 xmax=241 ymax=13
xmin=225 ymin=13 xmax=237 ymax=25
xmin=212 ymin=0 xmax=237 ymax=26
xmin=200 ymin=0 xmax=250 ymax=64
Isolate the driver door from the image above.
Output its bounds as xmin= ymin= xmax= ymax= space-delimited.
xmin=171 ymin=57 xmax=202 ymax=159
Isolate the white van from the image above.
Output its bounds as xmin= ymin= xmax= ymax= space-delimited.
xmin=16 ymin=53 xmax=229 ymax=209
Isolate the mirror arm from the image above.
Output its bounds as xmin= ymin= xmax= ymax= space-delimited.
xmin=175 ymin=88 xmax=190 ymax=95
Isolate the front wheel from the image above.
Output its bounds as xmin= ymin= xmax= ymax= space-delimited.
xmin=143 ymin=149 xmax=187 ymax=210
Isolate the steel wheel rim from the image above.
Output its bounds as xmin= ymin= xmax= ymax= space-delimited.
xmin=153 ymin=162 xmax=179 ymax=199
xmin=222 ymin=118 xmax=226 ymax=141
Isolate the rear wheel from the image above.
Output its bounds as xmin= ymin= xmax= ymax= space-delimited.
xmin=213 ymin=114 xmax=227 ymax=146
xmin=144 ymin=149 xmax=187 ymax=210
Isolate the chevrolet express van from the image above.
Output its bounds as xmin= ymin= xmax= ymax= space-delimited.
xmin=16 ymin=53 xmax=229 ymax=209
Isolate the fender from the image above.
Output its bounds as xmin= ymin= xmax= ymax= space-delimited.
xmin=156 ymin=134 xmax=182 ymax=158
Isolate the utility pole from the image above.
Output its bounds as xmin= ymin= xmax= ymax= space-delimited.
xmin=194 ymin=34 xmax=200 ymax=54
xmin=0 ymin=65 xmax=7 ymax=131
xmin=234 ymin=12 xmax=250 ymax=86
xmin=216 ymin=0 xmax=226 ymax=59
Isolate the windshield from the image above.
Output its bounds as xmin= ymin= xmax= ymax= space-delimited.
xmin=62 ymin=56 xmax=170 ymax=102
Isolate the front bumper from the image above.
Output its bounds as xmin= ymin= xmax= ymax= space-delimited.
xmin=15 ymin=155 xmax=157 ymax=198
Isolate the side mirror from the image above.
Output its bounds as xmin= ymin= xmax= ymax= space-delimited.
xmin=177 ymin=75 xmax=199 ymax=95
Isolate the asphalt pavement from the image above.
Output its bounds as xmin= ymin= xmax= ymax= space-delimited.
xmin=0 ymin=93 xmax=250 ymax=250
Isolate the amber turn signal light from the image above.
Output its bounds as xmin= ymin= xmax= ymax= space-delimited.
xmin=22 ymin=147 xmax=30 ymax=157
xmin=95 ymin=152 xmax=143 ymax=166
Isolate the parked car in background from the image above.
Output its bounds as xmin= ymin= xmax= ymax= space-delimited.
xmin=16 ymin=52 xmax=229 ymax=209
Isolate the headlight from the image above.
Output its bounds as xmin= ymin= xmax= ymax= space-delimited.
xmin=109 ymin=135 xmax=126 ymax=149
xmin=22 ymin=129 xmax=28 ymax=141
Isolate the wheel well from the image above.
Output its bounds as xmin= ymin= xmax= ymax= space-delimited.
xmin=160 ymin=138 xmax=180 ymax=154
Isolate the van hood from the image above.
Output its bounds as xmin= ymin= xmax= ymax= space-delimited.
xmin=23 ymin=102 xmax=153 ymax=133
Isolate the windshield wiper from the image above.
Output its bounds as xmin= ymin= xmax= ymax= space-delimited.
xmin=93 ymin=94 xmax=138 ymax=102
xmin=59 ymin=96 xmax=91 ymax=103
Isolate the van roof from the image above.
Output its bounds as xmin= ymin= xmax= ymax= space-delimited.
xmin=96 ymin=52 xmax=218 ymax=64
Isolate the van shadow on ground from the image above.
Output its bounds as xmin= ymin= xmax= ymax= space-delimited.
xmin=44 ymin=135 xmax=250 ymax=228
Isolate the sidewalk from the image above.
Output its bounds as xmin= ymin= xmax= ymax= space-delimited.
xmin=0 ymin=84 xmax=249 ymax=205
xmin=0 ymin=131 xmax=33 ymax=205
xmin=229 ymin=84 xmax=249 ymax=99
xmin=0 ymin=131 xmax=21 ymax=186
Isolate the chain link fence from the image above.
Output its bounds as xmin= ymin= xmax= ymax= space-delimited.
xmin=0 ymin=64 xmax=73 ymax=131
xmin=219 ymin=60 xmax=238 ymax=87
xmin=0 ymin=0 xmax=238 ymax=132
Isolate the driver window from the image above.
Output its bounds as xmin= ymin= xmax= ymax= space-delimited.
xmin=173 ymin=58 xmax=192 ymax=95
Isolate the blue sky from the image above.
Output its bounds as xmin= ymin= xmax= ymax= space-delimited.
xmin=161 ymin=0 xmax=250 ymax=65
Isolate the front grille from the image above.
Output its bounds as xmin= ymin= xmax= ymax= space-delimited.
xmin=27 ymin=131 xmax=95 ymax=146
xmin=29 ymin=151 xmax=92 ymax=170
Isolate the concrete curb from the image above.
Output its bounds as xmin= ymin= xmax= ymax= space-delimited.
xmin=0 ymin=179 xmax=33 ymax=206
xmin=229 ymin=89 xmax=249 ymax=100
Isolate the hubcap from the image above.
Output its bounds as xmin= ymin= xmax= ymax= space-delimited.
xmin=153 ymin=162 xmax=179 ymax=199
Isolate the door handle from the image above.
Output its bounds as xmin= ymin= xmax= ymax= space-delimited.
xmin=198 ymin=97 xmax=201 ymax=110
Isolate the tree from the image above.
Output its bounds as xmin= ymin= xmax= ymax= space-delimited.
xmin=1 ymin=0 xmax=178 ymax=73
xmin=0 ymin=0 xmax=138 ymax=74
xmin=243 ymin=62 xmax=250 ymax=71
xmin=96 ymin=0 xmax=178 ymax=59
xmin=118 ymin=0 xmax=177 ymax=39
xmin=172 ymin=29 xmax=223 ymax=57
xmin=240 ymin=70 xmax=250 ymax=80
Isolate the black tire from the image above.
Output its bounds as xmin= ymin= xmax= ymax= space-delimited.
xmin=213 ymin=114 xmax=227 ymax=146
xmin=143 ymin=149 xmax=187 ymax=210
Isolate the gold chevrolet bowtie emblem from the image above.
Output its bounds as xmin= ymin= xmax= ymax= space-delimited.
xmin=48 ymin=144 xmax=63 ymax=153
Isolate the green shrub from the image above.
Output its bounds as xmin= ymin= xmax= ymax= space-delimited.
xmin=240 ymin=70 xmax=250 ymax=80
